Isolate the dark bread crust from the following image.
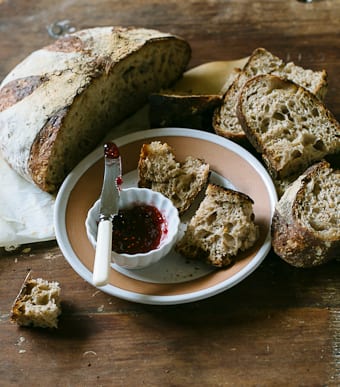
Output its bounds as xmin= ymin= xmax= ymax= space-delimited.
xmin=45 ymin=35 xmax=85 ymax=53
xmin=28 ymin=108 xmax=68 ymax=192
xmin=149 ymin=93 xmax=222 ymax=131
xmin=271 ymin=209 xmax=339 ymax=268
xmin=0 ymin=76 xmax=48 ymax=112
xmin=271 ymin=161 xmax=340 ymax=268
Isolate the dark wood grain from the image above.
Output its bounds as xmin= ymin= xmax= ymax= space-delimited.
xmin=0 ymin=1 xmax=339 ymax=386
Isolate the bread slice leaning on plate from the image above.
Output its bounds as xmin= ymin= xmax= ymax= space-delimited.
xmin=0 ymin=27 xmax=191 ymax=193
xmin=271 ymin=161 xmax=340 ymax=268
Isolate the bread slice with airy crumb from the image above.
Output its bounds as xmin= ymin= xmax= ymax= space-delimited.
xmin=138 ymin=141 xmax=181 ymax=185
xmin=11 ymin=274 xmax=61 ymax=328
xmin=138 ymin=141 xmax=210 ymax=214
xmin=237 ymin=74 xmax=340 ymax=180
xmin=175 ymin=183 xmax=259 ymax=267
xmin=271 ymin=161 xmax=340 ymax=268
xmin=213 ymin=47 xmax=328 ymax=142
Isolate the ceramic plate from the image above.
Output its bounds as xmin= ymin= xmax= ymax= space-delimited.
xmin=54 ymin=128 xmax=277 ymax=305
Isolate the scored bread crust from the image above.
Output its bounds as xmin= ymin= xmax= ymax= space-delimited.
xmin=271 ymin=161 xmax=340 ymax=268
xmin=0 ymin=27 xmax=191 ymax=193
xmin=237 ymin=74 xmax=340 ymax=180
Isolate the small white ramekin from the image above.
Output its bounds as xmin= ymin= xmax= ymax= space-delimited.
xmin=86 ymin=187 xmax=180 ymax=269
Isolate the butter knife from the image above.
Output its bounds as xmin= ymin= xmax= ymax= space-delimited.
xmin=93 ymin=142 xmax=121 ymax=286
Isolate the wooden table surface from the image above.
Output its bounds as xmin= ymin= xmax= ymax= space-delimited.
xmin=0 ymin=1 xmax=339 ymax=386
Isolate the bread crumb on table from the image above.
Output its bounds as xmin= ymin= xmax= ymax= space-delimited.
xmin=11 ymin=272 xmax=61 ymax=329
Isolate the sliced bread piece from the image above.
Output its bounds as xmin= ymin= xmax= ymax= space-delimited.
xmin=175 ymin=183 xmax=259 ymax=267
xmin=138 ymin=141 xmax=181 ymax=185
xmin=138 ymin=141 xmax=210 ymax=214
xmin=271 ymin=161 xmax=340 ymax=268
xmin=11 ymin=274 xmax=61 ymax=328
xmin=237 ymin=74 xmax=340 ymax=179
xmin=213 ymin=47 xmax=328 ymax=142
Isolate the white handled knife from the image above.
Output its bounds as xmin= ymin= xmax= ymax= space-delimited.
xmin=93 ymin=143 xmax=121 ymax=286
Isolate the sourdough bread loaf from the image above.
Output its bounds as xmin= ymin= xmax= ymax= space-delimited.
xmin=0 ymin=27 xmax=191 ymax=193
xmin=271 ymin=161 xmax=340 ymax=268
xmin=175 ymin=183 xmax=259 ymax=267
xmin=138 ymin=141 xmax=210 ymax=214
xmin=237 ymin=74 xmax=340 ymax=180
xmin=213 ymin=47 xmax=328 ymax=142
xmin=11 ymin=275 xmax=61 ymax=328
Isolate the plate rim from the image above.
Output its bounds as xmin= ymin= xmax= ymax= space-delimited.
xmin=54 ymin=127 xmax=278 ymax=305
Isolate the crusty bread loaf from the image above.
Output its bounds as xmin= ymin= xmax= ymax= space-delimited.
xmin=175 ymin=183 xmax=259 ymax=267
xmin=271 ymin=161 xmax=340 ymax=268
xmin=138 ymin=141 xmax=210 ymax=214
xmin=213 ymin=47 xmax=328 ymax=142
xmin=237 ymin=74 xmax=340 ymax=180
xmin=149 ymin=92 xmax=222 ymax=131
xmin=0 ymin=27 xmax=191 ymax=193
xmin=11 ymin=274 xmax=61 ymax=328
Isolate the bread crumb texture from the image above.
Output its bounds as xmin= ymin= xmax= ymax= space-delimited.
xmin=238 ymin=75 xmax=340 ymax=180
xmin=11 ymin=277 xmax=61 ymax=328
xmin=138 ymin=141 xmax=210 ymax=214
xmin=176 ymin=184 xmax=259 ymax=267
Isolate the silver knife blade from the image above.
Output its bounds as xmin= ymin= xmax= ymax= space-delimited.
xmin=93 ymin=143 xmax=121 ymax=286
xmin=99 ymin=143 xmax=121 ymax=221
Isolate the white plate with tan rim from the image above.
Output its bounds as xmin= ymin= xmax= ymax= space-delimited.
xmin=54 ymin=128 xmax=277 ymax=305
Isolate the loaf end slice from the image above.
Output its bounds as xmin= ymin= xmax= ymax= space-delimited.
xmin=271 ymin=161 xmax=340 ymax=268
xmin=11 ymin=274 xmax=61 ymax=328
xmin=176 ymin=183 xmax=259 ymax=267
xmin=237 ymin=74 xmax=340 ymax=179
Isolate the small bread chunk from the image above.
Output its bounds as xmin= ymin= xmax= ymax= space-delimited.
xmin=11 ymin=274 xmax=61 ymax=328
xmin=176 ymin=184 xmax=259 ymax=267
xmin=237 ymin=74 xmax=340 ymax=180
xmin=138 ymin=141 xmax=181 ymax=185
xmin=213 ymin=47 xmax=328 ymax=142
xmin=272 ymin=161 xmax=340 ymax=268
xmin=138 ymin=141 xmax=210 ymax=214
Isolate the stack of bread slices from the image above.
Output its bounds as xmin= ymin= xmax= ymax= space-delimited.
xmin=144 ymin=48 xmax=340 ymax=268
xmin=214 ymin=48 xmax=340 ymax=267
